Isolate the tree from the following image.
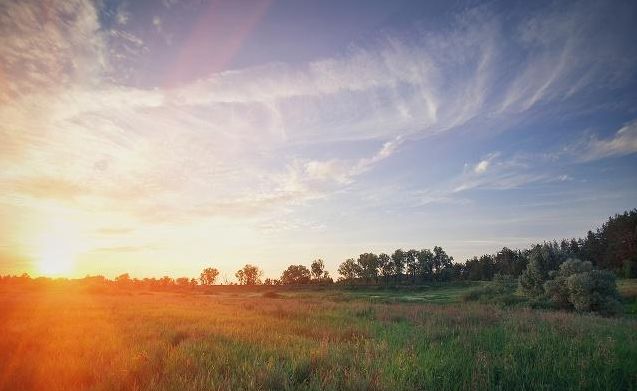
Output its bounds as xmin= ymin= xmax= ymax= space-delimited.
xmin=432 ymin=246 xmax=453 ymax=281
xmin=519 ymin=250 xmax=549 ymax=298
xmin=357 ymin=253 xmax=379 ymax=283
xmin=518 ymin=243 xmax=566 ymax=298
xmin=417 ymin=249 xmax=434 ymax=281
xmin=235 ymin=264 xmax=263 ymax=285
xmin=310 ymin=259 xmax=326 ymax=280
xmin=280 ymin=265 xmax=311 ymax=285
xmin=337 ymin=258 xmax=361 ymax=282
xmin=378 ymin=253 xmax=393 ymax=283
xmin=405 ymin=249 xmax=418 ymax=283
xmin=391 ymin=249 xmax=406 ymax=282
xmin=200 ymin=267 xmax=220 ymax=286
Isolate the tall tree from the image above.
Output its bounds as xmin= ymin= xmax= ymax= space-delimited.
xmin=357 ymin=253 xmax=380 ymax=283
xmin=391 ymin=249 xmax=406 ymax=282
xmin=432 ymin=246 xmax=453 ymax=281
xmin=377 ymin=253 xmax=393 ymax=284
xmin=417 ymin=249 xmax=434 ymax=281
xmin=405 ymin=249 xmax=419 ymax=283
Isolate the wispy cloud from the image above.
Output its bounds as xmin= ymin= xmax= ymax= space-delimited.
xmin=1 ymin=0 xmax=635 ymax=274
xmin=573 ymin=120 xmax=637 ymax=161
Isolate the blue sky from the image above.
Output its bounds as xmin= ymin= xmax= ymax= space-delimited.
xmin=0 ymin=0 xmax=636 ymax=279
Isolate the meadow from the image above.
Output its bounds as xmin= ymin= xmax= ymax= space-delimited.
xmin=1 ymin=282 xmax=636 ymax=391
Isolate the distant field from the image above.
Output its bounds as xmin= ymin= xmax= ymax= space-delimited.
xmin=1 ymin=283 xmax=636 ymax=390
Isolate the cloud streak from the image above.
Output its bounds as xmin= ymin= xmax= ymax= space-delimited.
xmin=574 ymin=120 xmax=637 ymax=161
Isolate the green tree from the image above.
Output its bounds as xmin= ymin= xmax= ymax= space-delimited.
xmin=519 ymin=243 xmax=565 ymax=297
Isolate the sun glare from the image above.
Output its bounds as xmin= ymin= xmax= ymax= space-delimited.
xmin=32 ymin=219 xmax=81 ymax=277
xmin=38 ymin=248 xmax=74 ymax=277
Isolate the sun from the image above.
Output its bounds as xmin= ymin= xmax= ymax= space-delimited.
xmin=33 ymin=220 xmax=79 ymax=277
xmin=38 ymin=249 xmax=74 ymax=277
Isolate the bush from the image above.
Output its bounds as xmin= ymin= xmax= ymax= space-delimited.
xmin=543 ymin=259 xmax=622 ymax=316
xmin=544 ymin=259 xmax=593 ymax=309
xmin=566 ymin=270 xmax=622 ymax=316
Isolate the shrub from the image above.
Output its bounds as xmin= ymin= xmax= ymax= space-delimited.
xmin=543 ymin=259 xmax=622 ymax=316
xmin=566 ymin=270 xmax=622 ymax=316
xmin=544 ymin=259 xmax=593 ymax=309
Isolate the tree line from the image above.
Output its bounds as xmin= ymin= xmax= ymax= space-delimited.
xmin=2 ymin=209 xmax=634 ymax=289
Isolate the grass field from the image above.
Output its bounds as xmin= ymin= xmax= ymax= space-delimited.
xmin=1 ymin=282 xmax=636 ymax=390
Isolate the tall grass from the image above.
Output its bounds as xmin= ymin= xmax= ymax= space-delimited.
xmin=0 ymin=285 xmax=635 ymax=390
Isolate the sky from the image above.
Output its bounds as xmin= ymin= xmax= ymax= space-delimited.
xmin=1 ymin=0 xmax=636 ymax=280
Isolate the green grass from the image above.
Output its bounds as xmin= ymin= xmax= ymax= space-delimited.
xmin=0 ymin=282 xmax=636 ymax=390
xmin=619 ymin=279 xmax=637 ymax=316
xmin=284 ymin=281 xmax=486 ymax=304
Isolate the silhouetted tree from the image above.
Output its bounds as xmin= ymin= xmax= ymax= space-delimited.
xmin=200 ymin=267 xmax=220 ymax=286
xmin=357 ymin=253 xmax=379 ymax=283
xmin=280 ymin=265 xmax=311 ymax=285
xmin=405 ymin=249 xmax=418 ymax=283
xmin=391 ymin=249 xmax=406 ymax=282
xmin=235 ymin=264 xmax=263 ymax=285
xmin=310 ymin=259 xmax=326 ymax=280
xmin=338 ymin=258 xmax=361 ymax=282
xmin=378 ymin=253 xmax=393 ymax=284
xmin=417 ymin=249 xmax=434 ymax=281
xmin=432 ymin=246 xmax=454 ymax=281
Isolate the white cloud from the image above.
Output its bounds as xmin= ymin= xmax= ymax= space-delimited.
xmin=0 ymin=0 xmax=106 ymax=101
xmin=575 ymin=120 xmax=637 ymax=161
xmin=474 ymin=160 xmax=489 ymax=174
